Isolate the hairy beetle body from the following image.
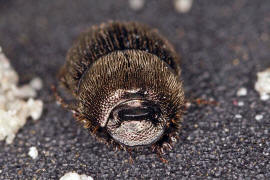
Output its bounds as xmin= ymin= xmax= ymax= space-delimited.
xmin=58 ymin=21 xmax=185 ymax=157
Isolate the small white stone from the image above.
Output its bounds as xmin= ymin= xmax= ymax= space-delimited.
xmin=28 ymin=146 xmax=38 ymax=159
xmin=27 ymin=98 xmax=43 ymax=121
xmin=60 ymin=173 xmax=80 ymax=180
xmin=13 ymin=85 xmax=37 ymax=98
xmin=235 ymin=114 xmax=242 ymax=119
xmin=255 ymin=114 xmax=263 ymax=121
xmin=60 ymin=172 xmax=93 ymax=180
xmin=129 ymin=0 xmax=145 ymax=11
xmin=30 ymin=77 xmax=43 ymax=90
xmin=185 ymin=102 xmax=192 ymax=108
xmin=174 ymin=0 xmax=193 ymax=13
xmin=237 ymin=87 xmax=247 ymax=96
xmin=0 ymin=109 xmax=22 ymax=144
xmin=255 ymin=68 xmax=270 ymax=101
xmin=260 ymin=93 xmax=270 ymax=101
xmin=238 ymin=101 xmax=244 ymax=106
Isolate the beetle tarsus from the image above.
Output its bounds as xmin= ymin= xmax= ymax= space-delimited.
xmin=51 ymin=84 xmax=77 ymax=111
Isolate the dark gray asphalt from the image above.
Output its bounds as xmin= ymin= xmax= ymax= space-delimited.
xmin=0 ymin=0 xmax=270 ymax=179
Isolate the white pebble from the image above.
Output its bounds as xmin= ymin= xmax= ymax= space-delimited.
xmin=27 ymin=98 xmax=43 ymax=120
xmin=13 ymin=85 xmax=37 ymax=98
xmin=28 ymin=146 xmax=38 ymax=159
xmin=60 ymin=172 xmax=93 ymax=180
xmin=235 ymin=114 xmax=242 ymax=119
xmin=185 ymin=102 xmax=191 ymax=108
xmin=174 ymin=0 xmax=193 ymax=13
xmin=129 ymin=0 xmax=144 ymax=11
xmin=30 ymin=77 xmax=43 ymax=90
xmin=237 ymin=87 xmax=247 ymax=96
xmin=238 ymin=101 xmax=244 ymax=106
xmin=255 ymin=68 xmax=270 ymax=101
xmin=260 ymin=93 xmax=270 ymax=101
xmin=255 ymin=114 xmax=263 ymax=121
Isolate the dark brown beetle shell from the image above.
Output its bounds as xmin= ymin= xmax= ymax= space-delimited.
xmin=57 ymin=21 xmax=185 ymax=159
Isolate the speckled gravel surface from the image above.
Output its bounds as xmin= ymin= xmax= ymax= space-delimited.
xmin=0 ymin=0 xmax=270 ymax=179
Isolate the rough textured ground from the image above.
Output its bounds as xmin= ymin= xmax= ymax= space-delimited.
xmin=0 ymin=0 xmax=270 ymax=179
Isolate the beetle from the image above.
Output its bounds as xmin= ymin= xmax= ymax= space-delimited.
xmin=53 ymin=21 xmax=185 ymax=162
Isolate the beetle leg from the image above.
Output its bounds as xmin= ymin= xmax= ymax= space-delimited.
xmin=51 ymin=84 xmax=78 ymax=112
